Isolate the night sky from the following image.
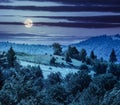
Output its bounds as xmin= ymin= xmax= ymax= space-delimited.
xmin=0 ymin=0 xmax=120 ymax=45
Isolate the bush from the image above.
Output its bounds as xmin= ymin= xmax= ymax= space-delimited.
xmin=65 ymin=52 xmax=72 ymax=63
xmin=30 ymin=66 xmax=43 ymax=78
xmin=47 ymin=72 xmax=62 ymax=85
xmin=47 ymin=84 xmax=67 ymax=104
xmin=67 ymin=71 xmax=91 ymax=95
xmin=86 ymin=57 xmax=93 ymax=65
xmin=89 ymin=73 xmax=117 ymax=96
xmin=79 ymin=64 xmax=89 ymax=71
xmin=50 ymin=57 xmax=56 ymax=65
xmin=0 ymin=70 xmax=4 ymax=90
xmin=94 ymin=62 xmax=108 ymax=74
xmin=7 ymin=47 xmax=16 ymax=68
xmin=109 ymin=63 xmax=120 ymax=79
xmin=52 ymin=43 xmax=62 ymax=55
xmin=79 ymin=48 xmax=87 ymax=62
xmin=67 ymin=46 xmax=80 ymax=60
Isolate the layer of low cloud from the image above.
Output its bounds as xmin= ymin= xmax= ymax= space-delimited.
xmin=0 ymin=5 xmax=120 ymax=13
xmin=0 ymin=21 xmax=120 ymax=28
xmin=17 ymin=0 xmax=120 ymax=6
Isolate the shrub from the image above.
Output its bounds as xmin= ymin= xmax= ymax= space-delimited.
xmin=109 ymin=63 xmax=120 ymax=79
xmin=89 ymin=73 xmax=117 ymax=96
xmin=47 ymin=72 xmax=62 ymax=85
xmin=67 ymin=71 xmax=91 ymax=95
xmin=67 ymin=46 xmax=80 ymax=60
xmin=7 ymin=47 xmax=16 ymax=68
xmin=50 ymin=57 xmax=56 ymax=65
xmin=79 ymin=64 xmax=89 ymax=71
xmin=0 ymin=70 xmax=4 ymax=90
xmin=47 ymin=84 xmax=67 ymax=104
xmin=79 ymin=48 xmax=87 ymax=62
xmin=93 ymin=62 xmax=108 ymax=74
xmin=52 ymin=43 xmax=62 ymax=55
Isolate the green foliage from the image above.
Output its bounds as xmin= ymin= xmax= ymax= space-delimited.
xmin=0 ymin=52 xmax=8 ymax=68
xmin=47 ymin=84 xmax=67 ymax=104
xmin=94 ymin=62 xmax=108 ymax=74
xmin=7 ymin=47 xmax=16 ymax=68
xmin=50 ymin=57 xmax=56 ymax=65
xmin=31 ymin=66 xmax=43 ymax=78
xmin=0 ymin=70 xmax=4 ymax=90
xmin=52 ymin=43 xmax=62 ymax=55
xmin=109 ymin=49 xmax=117 ymax=63
xmin=89 ymin=74 xmax=117 ymax=95
xmin=67 ymin=71 xmax=91 ymax=95
xmin=47 ymin=72 xmax=62 ymax=85
xmin=109 ymin=63 xmax=120 ymax=79
xmin=0 ymin=46 xmax=120 ymax=105
xmin=79 ymin=48 xmax=87 ymax=62
xmin=86 ymin=57 xmax=93 ymax=65
xmin=90 ymin=50 xmax=97 ymax=60
xmin=65 ymin=52 xmax=72 ymax=62
xmin=67 ymin=46 xmax=80 ymax=60
xmin=79 ymin=63 xmax=88 ymax=71
xmin=79 ymin=73 xmax=118 ymax=105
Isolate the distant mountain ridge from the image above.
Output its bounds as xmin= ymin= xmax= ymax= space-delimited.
xmin=73 ymin=34 xmax=120 ymax=61
xmin=0 ymin=42 xmax=53 ymax=54
xmin=0 ymin=34 xmax=120 ymax=61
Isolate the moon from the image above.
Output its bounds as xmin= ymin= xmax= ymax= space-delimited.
xmin=24 ymin=19 xmax=33 ymax=28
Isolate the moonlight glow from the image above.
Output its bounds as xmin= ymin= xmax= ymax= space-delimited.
xmin=24 ymin=19 xmax=33 ymax=28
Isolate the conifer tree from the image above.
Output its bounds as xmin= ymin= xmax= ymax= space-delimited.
xmin=0 ymin=52 xmax=8 ymax=68
xmin=0 ymin=70 xmax=4 ymax=90
xmin=80 ymin=48 xmax=87 ymax=62
xmin=7 ymin=47 xmax=16 ymax=68
xmin=50 ymin=57 xmax=56 ymax=65
xmin=65 ymin=52 xmax=71 ymax=62
xmin=90 ymin=50 xmax=96 ymax=60
xmin=109 ymin=49 xmax=117 ymax=63
xmin=67 ymin=46 xmax=79 ymax=60
xmin=52 ymin=43 xmax=62 ymax=55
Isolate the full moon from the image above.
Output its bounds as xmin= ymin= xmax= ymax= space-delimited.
xmin=24 ymin=19 xmax=33 ymax=28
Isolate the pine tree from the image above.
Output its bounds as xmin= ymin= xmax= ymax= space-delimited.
xmin=52 ymin=43 xmax=62 ymax=55
xmin=7 ymin=47 xmax=16 ymax=68
xmin=67 ymin=46 xmax=79 ymax=60
xmin=109 ymin=49 xmax=117 ymax=63
xmin=65 ymin=52 xmax=71 ymax=62
xmin=80 ymin=48 xmax=87 ymax=62
xmin=90 ymin=50 xmax=96 ymax=60
xmin=0 ymin=52 xmax=8 ymax=68
xmin=50 ymin=57 xmax=56 ymax=65
xmin=0 ymin=70 xmax=4 ymax=90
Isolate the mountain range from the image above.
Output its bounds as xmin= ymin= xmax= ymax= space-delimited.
xmin=0 ymin=34 xmax=120 ymax=61
xmin=73 ymin=34 xmax=120 ymax=61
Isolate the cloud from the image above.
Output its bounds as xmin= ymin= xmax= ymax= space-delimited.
xmin=1 ymin=15 xmax=120 ymax=24
xmin=23 ymin=15 xmax=120 ymax=23
xmin=0 ymin=21 xmax=120 ymax=28
xmin=0 ymin=5 xmax=119 ymax=12
xmin=18 ymin=0 xmax=120 ymax=6
xmin=0 ymin=32 xmax=89 ymax=45
xmin=0 ymin=0 xmax=11 ymax=3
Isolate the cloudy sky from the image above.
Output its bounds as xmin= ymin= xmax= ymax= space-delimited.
xmin=0 ymin=0 xmax=120 ymax=45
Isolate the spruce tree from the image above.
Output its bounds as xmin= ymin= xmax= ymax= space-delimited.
xmin=0 ymin=52 xmax=8 ymax=68
xmin=52 ymin=43 xmax=62 ymax=55
xmin=67 ymin=46 xmax=79 ymax=60
xmin=109 ymin=49 xmax=117 ymax=63
xmin=65 ymin=52 xmax=71 ymax=62
xmin=7 ymin=47 xmax=16 ymax=68
xmin=50 ymin=57 xmax=56 ymax=65
xmin=0 ymin=70 xmax=4 ymax=90
xmin=90 ymin=50 xmax=96 ymax=60
xmin=80 ymin=48 xmax=87 ymax=62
